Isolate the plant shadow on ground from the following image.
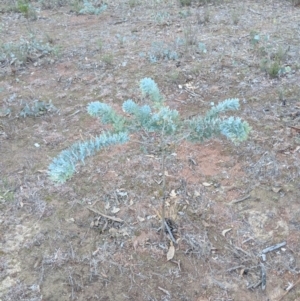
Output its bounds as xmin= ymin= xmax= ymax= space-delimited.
xmin=0 ymin=0 xmax=300 ymax=300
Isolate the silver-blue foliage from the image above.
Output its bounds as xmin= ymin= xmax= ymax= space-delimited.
xmin=188 ymin=99 xmax=250 ymax=143
xmin=205 ymin=98 xmax=239 ymax=120
xmin=79 ymin=1 xmax=107 ymax=15
xmin=122 ymin=99 xmax=152 ymax=128
xmin=87 ymin=101 xmax=125 ymax=132
xmin=220 ymin=117 xmax=250 ymax=143
xmin=148 ymin=107 xmax=179 ymax=134
xmin=48 ymin=78 xmax=250 ymax=184
xmin=87 ymin=101 xmax=112 ymax=120
xmin=140 ymin=78 xmax=162 ymax=103
xmin=48 ymin=132 xmax=129 ymax=183
xmin=122 ymin=99 xmax=138 ymax=114
xmin=148 ymin=41 xmax=179 ymax=63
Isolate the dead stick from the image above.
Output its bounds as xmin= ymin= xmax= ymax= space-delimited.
xmin=232 ymin=194 xmax=251 ymax=204
xmin=164 ymin=220 xmax=177 ymax=244
xmin=260 ymin=263 xmax=266 ymax=291
xmin=235 ymin=246 xmax=252 ymax=258
xmin=227 ymin=265 xmax=245 ymax=272
xmin=261 ymin=241 xmax=286 ymax=254
xmin=158 ymin=286 xmax=170 ymax=296
xmin=227 ymin=194 xmax=251 ymax=206
xmin=277 ymin=278 xmax=300 ymax=301
xmin=86 ymin=207 xmax=124 ymax=223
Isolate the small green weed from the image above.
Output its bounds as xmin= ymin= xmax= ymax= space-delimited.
xmin=101 ymin=53 xmax=114 ymax=65
xmin=0 ymin=35 xmax=57 ymax=67
xmin=153 ymin=11 xmax=171 ymax=25
xmin=267 ymin=60 xmax=281 ymax=78
xmin=79 ymin=1 xmax=107 ymax=15
xmin=179 ymin=0 xmax=192 ymax=6
xmin=167 ymin=70 xmax=181 ymax=83
xmin=0 ymin=179 xmax=15 ymax=203
xmin=250 ymin=31 xmax=261 ymax=46
xmin=115 ymin=34 xmax=126 ymax=47
xmin=179 ymin=9 xmax=191 ymax=18
xmin=16 ymin=0 xmax=37 ymax=19
xmin=250 ymin=31 xmax=290 ymax=79
xmin=128 ymin=0 xmax=139 ymax=8
xmin=0 ymin=189 xmax=14 ymax=203
xmin=196 ymin=0 xmax=222 ymax=4
xmin=203 ymin=7 xmax=210 ymax=23
xmin=20 ymin=100 xmax=58 ymax=118
xmin=96 ymin=39 xmax=103 ymax=52
xmin=39 ymin=0 xmax=70 ymax=9
xmin=197 ymin=42 xmax=207 ymax=54
xmin=148 ymin=41 xmax=179 ymax=63
xmin=183 ymin=23 xmax=198 ymax=51
xmin=231 ymin=9 xmax=240 ymax=25
xmin=70 ymin=0 xmax=83 ymax=13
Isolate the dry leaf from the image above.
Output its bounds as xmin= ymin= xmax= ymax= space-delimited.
xmin=120 ymin=228 xmax=129 ymax=236
xmin=101 ymin=272 xmax=108 ymax=278
xmin=164 ymin=171 xmax=175 ymax=177
xmin=222 ymin=228 xmax=232 ymax=237
xmin=272 ymin=187 xmax=282 ymax=193
xmin=146 ymin=215 xmax=156 ymax=220
xmin=111 ymin=207 xmax=120 ymax=214
xmin=137 ymin=216 xmax=145 ymax=222
xmin=167 ymin=242 xmax=175 ymax=261
xmin=202 ymin=220 xmax=210 ymax=227
xmin=116 ymin=189 xmax=127 ymax=197
xmin=194 ymin=191 xmax=200 ymax=197
xmin=109 ymin=228 xmax=118 ymax=235
xmin=92 ymin=248 xmax=100 ymax=256
xmin=105 ymin=202 xmax=110 ymax=210
xmin=170 ymin=189 xmax=177 ymax=198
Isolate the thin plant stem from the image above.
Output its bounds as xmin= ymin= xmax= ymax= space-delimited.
xmin=161 ymin=146 xmax=166 ymax=239
xmin=160 ymin=120 xmax=166 ymax=240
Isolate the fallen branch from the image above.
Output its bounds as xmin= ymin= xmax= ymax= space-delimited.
xmin=86 ymin=207 xmax=124 ymax=223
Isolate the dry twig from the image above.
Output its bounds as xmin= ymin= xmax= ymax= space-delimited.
xmin=261 ymin=241 xmax=286 ymax=254
xmin=276 ymin=278 xmax=300 ymax=301
xmin=86 ymin=207 xmax=124 ymax=223
xmin=164 ymin=220 xmax=177 ymax=244
xmin=227 ymin=194 xmax=251 ymax=205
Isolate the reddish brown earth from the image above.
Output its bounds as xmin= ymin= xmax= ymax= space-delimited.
xmin=0 ymin=0 xmax=300 ymax=300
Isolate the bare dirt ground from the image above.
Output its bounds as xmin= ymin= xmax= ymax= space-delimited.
xmin=1 ymin=0 xmax=300 ymax=300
